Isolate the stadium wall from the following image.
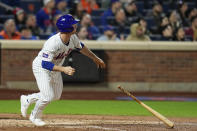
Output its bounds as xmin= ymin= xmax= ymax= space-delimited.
xmin=0 ymin=40 xmax=197 ymax=92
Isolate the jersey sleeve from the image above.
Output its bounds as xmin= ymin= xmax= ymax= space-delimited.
xmin=40 ymin=39 xmax=58 ymax=71
xmin=41 ymin=50 xmax=55 ymax=62
xmin=41 ymin=39 xmax=58 ymax=62
xmin=72 ymin=34 xmax=84 ymax=50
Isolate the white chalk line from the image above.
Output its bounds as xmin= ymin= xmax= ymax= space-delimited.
xmin=47 ymin=120 xmax=163 ymax=125
xmin=48 ymin=124 xmax=126 ymax=131
xmin=83 ymin=125 xmax=126 ymax=131
xmin=176 ymin=122 xmax=197 ymax=126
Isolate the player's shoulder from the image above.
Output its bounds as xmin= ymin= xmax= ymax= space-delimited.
xmin=44 ymin=33 xmax=60 ymax=50
xmin=70 ymin=34 xmax=80 ymax=42
xmin=45 ymin=34 xmax=57 ymax=44
xmin=69 ymin=34 xmax=80 ymax=45
xmin=70 ymin=34 xmax=78 ymax=39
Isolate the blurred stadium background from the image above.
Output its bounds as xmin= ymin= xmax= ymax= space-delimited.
xmin=0 ymin=0 xmax=197 ymax=130
xmin=0 ymin=0 xmax=197 ymax=95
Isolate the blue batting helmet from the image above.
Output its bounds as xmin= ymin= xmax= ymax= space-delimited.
xmin=56 ymin=14 xmax=80 ymax=33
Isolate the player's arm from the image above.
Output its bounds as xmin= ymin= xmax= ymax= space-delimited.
xmin=53 ymin=65 xmax=75 ymax=76
xmin=79 ymin=45 xmax=106 ymax=68
xmin=41 ymin=61 xmax=75 ymax=76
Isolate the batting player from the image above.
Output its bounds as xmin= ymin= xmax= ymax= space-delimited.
xmin=20 ymin=14 xmax=106 ymax=126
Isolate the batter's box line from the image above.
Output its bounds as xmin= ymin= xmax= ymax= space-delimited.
xmin=176 ymin=122 xmax=197 ymax=126
xmin=47 ymin=120 xmax=164 ymax=125
xmin=48 ymin=124 xmax=126 ymax=131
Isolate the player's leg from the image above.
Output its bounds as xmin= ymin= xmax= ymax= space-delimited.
xmin=29 ymin=71 xmax=56 ymax=126
xmin=30 ymin=71 xmax=66 ymax=126
xmin=20 ymin=94 xmax=40 ymax=117
xmin=20 ymin=66 xmax=43 ymax=118
xmin=29 ymin=72 xmax=63 ymax=126
xmin=53 ymin=72 xmax=63 ymax=100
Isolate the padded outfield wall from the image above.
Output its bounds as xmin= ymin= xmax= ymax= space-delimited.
xmin=0 ymin=40 xmax=197 ymax=92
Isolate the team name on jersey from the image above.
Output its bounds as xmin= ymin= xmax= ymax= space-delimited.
xmin=55 ymin=48 xmax=72 ymax=60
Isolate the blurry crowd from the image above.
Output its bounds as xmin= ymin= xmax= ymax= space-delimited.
xmin=0 ymin=0 xmax=197 ymax=41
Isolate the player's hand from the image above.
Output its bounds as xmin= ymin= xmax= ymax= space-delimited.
xmin=93 ymin=57 xmax=106 ymax=69
xmin=62 ymin=66 xmax=75 ymax=75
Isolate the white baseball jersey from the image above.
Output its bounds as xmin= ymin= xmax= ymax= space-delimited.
xmin=35 ymin=33 xmax=83 ymax=68
xmin=32 ymin=33 xmax=83 ymax=101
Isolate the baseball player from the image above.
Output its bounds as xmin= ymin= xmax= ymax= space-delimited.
xmin=20 ymin=14 xmax=106 ymax=126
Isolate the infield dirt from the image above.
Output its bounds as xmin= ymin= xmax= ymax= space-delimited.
xmin=0 ymin=114 xmax=197 ymax=131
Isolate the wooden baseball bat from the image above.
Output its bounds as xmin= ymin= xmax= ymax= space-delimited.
xmin=118 ymin=86 xmax=174 ymax=128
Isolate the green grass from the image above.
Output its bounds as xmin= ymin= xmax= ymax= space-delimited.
xmin=0 ymin=100 xmax=197 ymax=117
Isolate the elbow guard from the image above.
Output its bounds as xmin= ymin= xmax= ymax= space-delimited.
xmin=41 ymin=61 xmax=55 ymax=71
